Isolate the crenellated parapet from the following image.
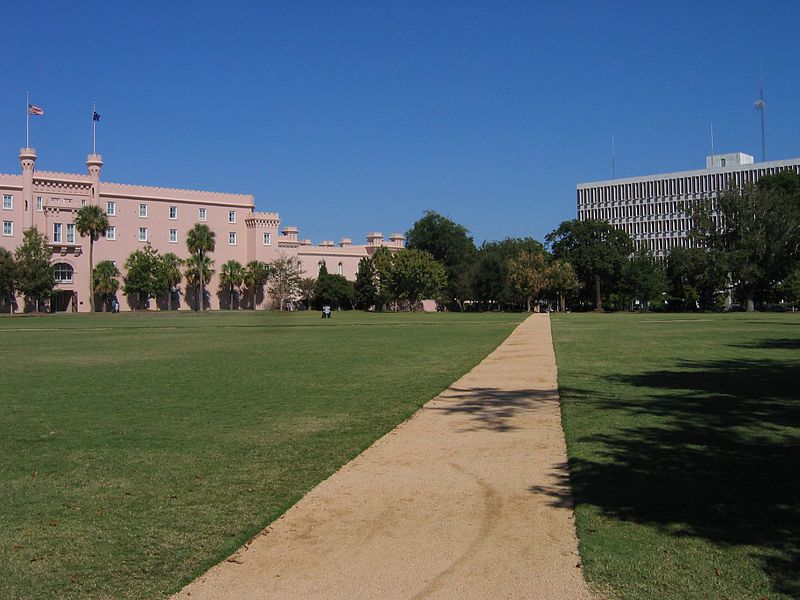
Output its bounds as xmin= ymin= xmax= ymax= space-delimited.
xmin=245 ymin=211 xmax=281 ymax=228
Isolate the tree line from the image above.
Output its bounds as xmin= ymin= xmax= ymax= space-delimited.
xmin=3 ymin=171 xmax=799 ymax=313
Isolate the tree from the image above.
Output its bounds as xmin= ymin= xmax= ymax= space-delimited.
xmin=219 ymin=260 xmax=245 ymax=309
xmin=621 ymin=248 xmax=668 ymax=310
xmin=471 ymin=238 xmax=546 ymax=310
xmin=184 ymin=254 xmax=215 ymax=311
xmin=353 ymin=257 xmax=377 ymax=309
xmin=74 ymin=204 xmax=109 ymax=312
xmin=14 ymin=227 xmax=54 ymax=312
xmin=371 ymin=247 xmax=396 ymax=310
xmin=243 ymin=260 xmax=270 ymax=309
xmin=779 ymin=269 xmax=800 ymax=310
xmin=389 ymin=249 xmax=447 ymax=310
xmin=314 ymin=262 xmax=352 ymax=310
xmin=186 ymin=224 xmax=216 ymax=311
xmin=0 ymin=248 xmax=16 ymax=312
xmin=406 ymin=211 xmax=474 ymax=309
xmin=546 ymin=259 xmax=580 ymax=312
xmin=298 ymin=277 xmax=317 ymax=310
xmin=268 ymin=254 xmax=303 ymax=310
xmin=124 ymin=244 xmax=164 ymax=309
xmin=92 ymin=260 xmax=121 ymax=311
xmin=546 ymin=220 xmax=633 ymax=311
xmin=507 ymin=250 xmax=549 ymax=311
xmin=693 ymin=180 xmax=800 ymax=311
xmin=665 ymin=247 xmax=727 ymax=311
xmin=158 ymin=253 xmax=184 ymax=310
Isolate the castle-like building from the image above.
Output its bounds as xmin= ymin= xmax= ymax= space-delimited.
xmin=0 ymin=148 xmax=405 ymax=312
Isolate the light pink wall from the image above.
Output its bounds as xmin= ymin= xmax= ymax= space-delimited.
xmin=0 ymin=152 xmax=404 ymax=313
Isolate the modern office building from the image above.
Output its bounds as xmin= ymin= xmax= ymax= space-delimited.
xmin=0 ymin=148 xmax=404 ymax=312
xmin=576 ymin=152 xmax=800 ymax=257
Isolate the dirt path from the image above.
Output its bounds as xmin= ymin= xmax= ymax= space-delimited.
xmin=173 ymin=314 xmax=590 ymax=599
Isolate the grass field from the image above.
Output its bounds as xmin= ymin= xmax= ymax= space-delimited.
xmin=551 ymin=312 xmax=800 ymax=600
xmin=0 ymin=310 xmax=524 ymax=600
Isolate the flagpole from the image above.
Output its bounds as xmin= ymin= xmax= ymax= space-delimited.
xmin=92 ymin=102 xmax=96 ymax=154
xmin=26 ymin=91 xmax=30 ymax=148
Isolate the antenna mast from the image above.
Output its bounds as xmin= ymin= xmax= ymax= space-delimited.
xmin=754 ymin=66 xmax=766 ymax=162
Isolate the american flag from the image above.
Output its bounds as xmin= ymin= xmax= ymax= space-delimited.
xmin=28 ymin=104 xmax=44 ymax=116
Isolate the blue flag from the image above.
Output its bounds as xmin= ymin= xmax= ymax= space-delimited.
xmin=93 ymin=111 xmax=101 ymax=122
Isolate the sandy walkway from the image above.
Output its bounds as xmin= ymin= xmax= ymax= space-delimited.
xmin=173 ymin=314 xmax=590 ymax=599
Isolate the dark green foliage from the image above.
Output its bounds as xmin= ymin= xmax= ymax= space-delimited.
xmin=314 ymin=264 xmax=353 ymax=310
xmin=665 ymin=247 xmax=727 ymax=311
xmin=390 ymin=248 xmax=447 ymax=309
xmin=14 ymin=227 xmax=54 ymax=312
xmin=124 ymin=244 xmax=170 ymax=309
xmin=186 ymin=224 xmax=216 ymax=311
xmin=0 ymin=247 xmax=16 ymax=309
xmin=547 ymin=219 xmax=633 ymax=310
xmin=693 ymin=176 xmax=800 ymax=311
xmin=470 ymin=238 xmax=547 ymax=310
xmin=74 ymin=204 xmax=109 ymax=312
xmin=354 ymin=257 xmax=377 ymax=309
xmin=620 ymin=248 xmax=668 ymax=310
xmin=92 ymin=260 xmax=121 ymax=312
xmin=553 ymin=313 xmax=800 ymax=600
xmin=406 ymin=211 xmax=475 ymax=308
xmin=779 ymin=269 xmax=800 ymax=309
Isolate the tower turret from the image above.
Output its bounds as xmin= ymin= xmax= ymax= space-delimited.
xmin=86 ymin=153 xmax=103 ymax=205
xmin=19 ymin=148 xmax=37 ymax=229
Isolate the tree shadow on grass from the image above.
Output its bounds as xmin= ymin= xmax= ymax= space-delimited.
xmin=428 ymin=387 xmax=559 ymax=432
xmin=558 ymin=358 xmax=800 ymax=597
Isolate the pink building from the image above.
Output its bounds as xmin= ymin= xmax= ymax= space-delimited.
xmin=0 ymin=148 xmax=404 ymax=312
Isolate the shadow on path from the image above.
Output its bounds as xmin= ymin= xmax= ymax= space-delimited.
xmin=429 ymin=387 xmax=558 ymax=433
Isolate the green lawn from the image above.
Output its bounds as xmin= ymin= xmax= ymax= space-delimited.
xmin=551 ymin=312 xmax=800 ymax=600
xmin=0 ymin=310 xmax=523 ymax=600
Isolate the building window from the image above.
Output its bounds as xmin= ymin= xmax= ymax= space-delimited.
xmin=199 ymin=208 xmax=207 ymax=221
xmin=721 ymin=158 xmax=726 ymax=167
xmin=169 ymin=206 xmax=178 ymax=220
xmin=66 ymin=223 xmax=75 ymax=243
xmin=139 ymin=203 xmax=148 ymax=218
xmin=139 ymin=227 xmax=148 ymax=242
xmin=2 ymin=195 xmax=12 ymax=210
xmin=80 ymin=199 xmax=87 ymax=207
xmin=228 ymin=211 xmax=236 ymax=223
xmin=262 ymin=232 xmax=271 ymax=246
xmin=54 ymin=263 xmax=74 ymax=283
xmin=228 ymin=232 xmax=237 ymax=245
xmin=169 ymin=229 xmax=178 ymax=243
xmin=36 ymin=196 xmax=43 ymax=211
xmin=337 ymin=262 xmax=343 ymax=275
xmin=2 ymin=221 xmax=12 ymax=236
xmin=106 ymin=226 xmax=116 ymax=240
xmin=107 ymin=201 xmax=116 ymax=216
xmin=53 ymin=223 xmax=63 ymax=243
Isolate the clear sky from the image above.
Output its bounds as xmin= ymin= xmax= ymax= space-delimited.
xmin=2 ymin=1 xmax=799 ymax=245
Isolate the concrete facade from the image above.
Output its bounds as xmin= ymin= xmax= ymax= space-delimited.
xmin=0 ymin=149 xmax=404 ymax=312
xmin=576 ymin=153 xmax=800 ymax=257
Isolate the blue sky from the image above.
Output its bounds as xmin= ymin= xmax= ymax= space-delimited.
xmin=2 ymin=1 xmax=799 ymax=245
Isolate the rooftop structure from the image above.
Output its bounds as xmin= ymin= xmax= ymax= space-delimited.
xmin=576 ymin=153 xmax=800 ymax=257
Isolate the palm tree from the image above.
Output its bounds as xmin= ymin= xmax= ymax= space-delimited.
xmin=186 ymin=224 xmax=215 ymax=311
xmin=184 ymin=254 xmax=214 ymax=311
xmin=160 ymin=253 xmax=183 ymax=310
xmin=92 ymin=260 xmax=120 ymax=311
xmin=243 ymin=260 xmax=271 ymax=309
xmin=219 ymin=260 xmax=245 ymax=309
xmin=74 ymin=204 xmax=109 ymax=312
